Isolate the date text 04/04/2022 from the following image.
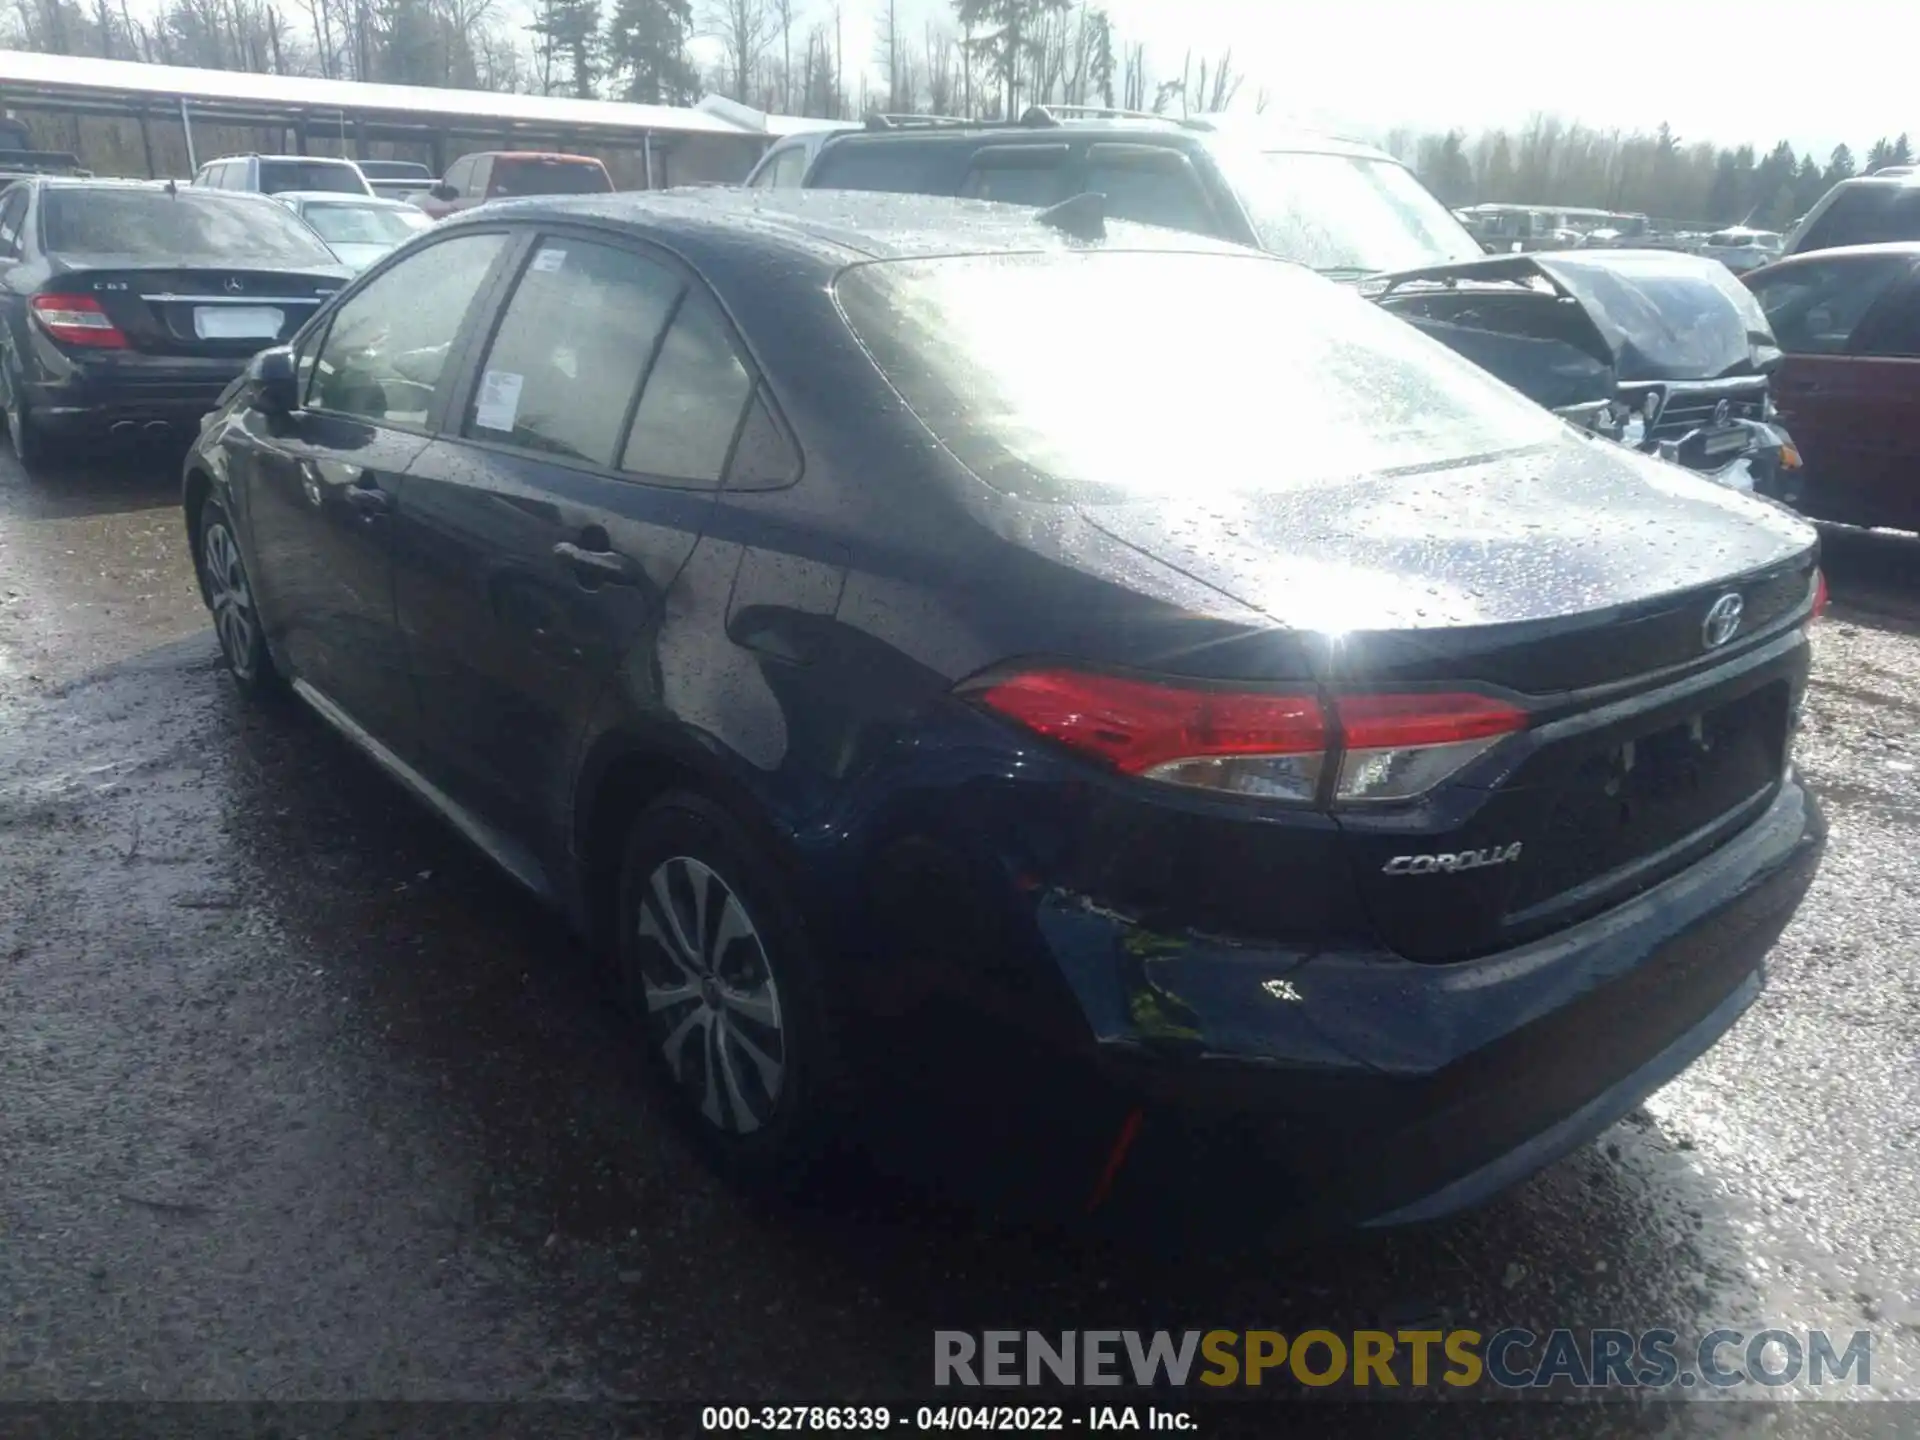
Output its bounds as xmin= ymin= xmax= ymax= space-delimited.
xmin=700 ymin=1405 xmax=1196 ymax=1431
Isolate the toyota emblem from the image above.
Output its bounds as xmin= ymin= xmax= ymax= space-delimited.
xmin=1702 ymin=592 xmax=1744 ymax=650
xmin=1713 ymin=398 xmax=1731 ymax=426
xmin=222 ymin=276 xmax=245 ymax=294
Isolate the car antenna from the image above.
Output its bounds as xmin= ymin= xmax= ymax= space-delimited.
xmin=1035 ymin=191 xmax=1106 ymax=241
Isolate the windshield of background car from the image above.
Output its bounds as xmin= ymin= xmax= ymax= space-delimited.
xmin=357 ymin=160 xmax=432 ymax=181
xmin=44 ymin=189 xmax=339 ymax=265
xmin=489 ymin=159 xmax=613 ymax=197
xmin=257 ymin=159 xmax=368 ymax=195
xmin=1797 ymin=186 xmax=1920 ymax=252
xmin=302 ymin=201 xmax=429 ymax=245
xmin=835 ymin=250 xmax=1563 ymax=502
xmin=1221 ymin=149 xmax=1485 ymax=273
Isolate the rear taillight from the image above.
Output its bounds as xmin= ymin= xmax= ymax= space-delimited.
xmin=32 ymin=293 xmax=127 ymax=348
xmin=1810 ymin=568 xmax=1828 ymax=622
xmin=968 ymin=668 xmax=1527 ymax=806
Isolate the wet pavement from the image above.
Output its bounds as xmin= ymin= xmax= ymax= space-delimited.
xmin=2 ymin=448 xmax=1919 ymax=1431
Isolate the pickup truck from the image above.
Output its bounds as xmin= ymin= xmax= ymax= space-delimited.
xmin=415 ymin=151 xmax=613 ymax=218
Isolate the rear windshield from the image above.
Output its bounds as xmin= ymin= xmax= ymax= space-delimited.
xmin=300 ymin=201 xmax=430 ymax=246
xmin=1798 ymin=185 xmax=1920 ymax=253
xmin=835 ymin=251 xmax=1561 ymax=501
xmin=489 ymin=158 xmax=611 ymax=197
xmin=257 ymin=159 xmax=368 ymax=195
xmin=43 ymin=189 xmax=339 ymax=265
xmin=356 ymin=160 xmax=431 ymax=180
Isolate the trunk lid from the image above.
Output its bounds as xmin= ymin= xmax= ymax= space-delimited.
xmin=1079 ymin=433 xmax=1818 ymax=963
xmin=1076 ymin=430 xmax=1815 ymax=692
xmin=47 ymin=258 xmax=347 ymax=356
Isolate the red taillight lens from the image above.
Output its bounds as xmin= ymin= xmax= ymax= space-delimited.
xmin=969 ymin=668 xmax=1528 ymax=806
xmin=32 ymin=293 xmax=127 ymax=348
xmin=1811 ymin=568 xmax=1828 ymax=621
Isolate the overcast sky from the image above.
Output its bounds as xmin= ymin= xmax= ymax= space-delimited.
xmin=797 ymin=0 xmax=1919 ymax=157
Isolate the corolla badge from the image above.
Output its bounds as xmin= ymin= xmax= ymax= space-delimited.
xmin=1382 ymin=843 xmax=1523 ymax=876
xmin=1703 ymin=592 xmax=1744 ymax=650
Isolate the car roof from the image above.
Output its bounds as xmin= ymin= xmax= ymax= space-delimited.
xmin=442 ymin=187 xmax=1263 ymax=265
xmin=467 ymin=150 xmax=603 ymax=162
xmin=815 ymin=115 xmax=1398 ymax=165
xmin=33 ymin=176 xmax=285 ymax=199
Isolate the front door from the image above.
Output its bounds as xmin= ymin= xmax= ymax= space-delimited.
xmin=238 ymin=227 xmax=512 ymax=754
xmin=393 ymin=231 xmax=759 ymax=852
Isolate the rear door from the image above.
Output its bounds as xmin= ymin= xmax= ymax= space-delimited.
xmin=238 ymin=228 xmax=514 ymax=754
xmin=393 ymin=228 xmax=754 ymax=849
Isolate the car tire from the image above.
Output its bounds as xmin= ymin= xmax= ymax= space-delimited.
xmin=614 ymin=790 xmax=840 ymax=1185
xmin=3 ymin=350 xmax=53 ymax=470
xmin=197 ymin=500 xmax=283 ymax=699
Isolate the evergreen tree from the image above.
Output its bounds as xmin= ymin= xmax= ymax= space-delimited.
xmin=953 ymin=0 xmax=1069 ymax=118
xmin=604 ymin=0 xmax=697 ymax=103
xmin=1824 ymin=143 xmax=1856 ymax=186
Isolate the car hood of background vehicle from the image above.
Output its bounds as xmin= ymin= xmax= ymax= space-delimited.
xmin=1076 ymin=431 xmax=1814 ymax=635
xmin=1376 ymin=249 xmax=1779 ymax=382
xmin=1526 ymin=250 xmax=1779 ymax=381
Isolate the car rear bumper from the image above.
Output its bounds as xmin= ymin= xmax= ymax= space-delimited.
xmin=24 ymin=356 xmax=244 ymax=435
xmin=1015 ymin=772 xmax=1822 ymax=1232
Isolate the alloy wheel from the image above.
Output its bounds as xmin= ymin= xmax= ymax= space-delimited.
xmin=202 ymin=520 xmax=258 ymax=680
xmin=635 ymin=855 xmax=787 ymax=1134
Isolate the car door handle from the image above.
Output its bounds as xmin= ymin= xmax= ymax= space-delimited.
xmin=553 ymin=540 xmax=637 ymax=585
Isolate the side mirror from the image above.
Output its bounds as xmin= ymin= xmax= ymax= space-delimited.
xmin=248 ymin=345 xmax=299 ymax=415
xmin=429 ymin=181 xmax=457 ymax=201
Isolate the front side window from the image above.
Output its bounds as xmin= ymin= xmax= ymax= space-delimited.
xmin=1221 ymin=147 xmax=1484 ymax=275
xmin=1746 ymin=257 xmax=1909 ymax=354
xmin=307 ymin=231 xmax=506 ymax=425
xmin=465 ymin=237 xmax=681 ymax=465
xmin=835 ymin=250 xmax=1562 ymax=503
xmin=1084 ymin=147 xmax=1215 ymax=235
xmin=0 ymin=186 xmax=28 ymax=256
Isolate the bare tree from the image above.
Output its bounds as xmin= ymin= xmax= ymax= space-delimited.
xmin=711 ymin=0 xmax=773 ymax=102
xmin=771 ymin=0 xmax=796 ymax=111
xmin=872 ymin=0 xmax=899 ymax=112
xmin=922 ymin=20 xmax=955 ymax=115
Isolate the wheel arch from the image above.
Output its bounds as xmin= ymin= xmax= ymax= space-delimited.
xmin=182 ymin=464 xmax=216 ymax=605
xmin=572 ymin=727 xmax=808 ymax=955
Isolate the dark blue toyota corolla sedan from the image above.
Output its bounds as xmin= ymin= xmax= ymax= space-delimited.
xmin=183 ymin=190 xmax=1825 ymax=1233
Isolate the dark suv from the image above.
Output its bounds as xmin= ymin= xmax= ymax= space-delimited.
xmin=1786 ymin=171 xmax=1920 ymax=257
xmin=749 ymin=110 xmax=1800 ymax=497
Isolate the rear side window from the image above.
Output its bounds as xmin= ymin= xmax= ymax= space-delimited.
xmin=621 ymin=292 xmax=754 ymax=483
xmin=43 ymin=190 xmax=337 ymax=265
xmin=488 ymin=158 xmax=612 ymax=198
xmin=1083 ymin=145 xmax=1215 ymax=234
xmin=1746 ymin=257 xmax=1909 ymax=354
xmin=959 ymin=148 xmax=1069 ymax=208
xmin=465 ymin=238 xmax=681 ymax=465
xmin=258 ymin=159 xmax=368 ymax=195
xmin=808 ymin=141 xmax=971 ymax=194
xmin=308 ymin=232 xmax=506 ymax=425
xmin=1798 ymin=186 xmax=1920 ymax=253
